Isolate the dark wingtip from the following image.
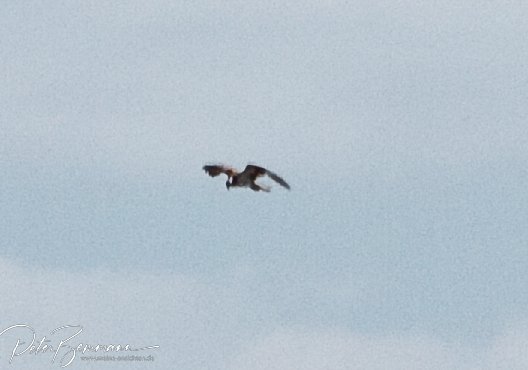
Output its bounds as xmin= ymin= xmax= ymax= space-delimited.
xmin=202 ymin=165 xmax=213 ymax=176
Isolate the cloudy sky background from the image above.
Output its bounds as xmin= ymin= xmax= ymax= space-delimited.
xmin=1 ymin=1 xmax=528 ymax=369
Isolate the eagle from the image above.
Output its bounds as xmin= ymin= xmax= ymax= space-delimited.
xmin=203 ymin=164 xmax=290 ymax=192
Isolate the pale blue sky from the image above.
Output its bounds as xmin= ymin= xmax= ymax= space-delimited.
xmin=1 ymin=1 xmax=528 ymax=369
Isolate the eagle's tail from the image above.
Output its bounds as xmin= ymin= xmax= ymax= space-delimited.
xmin=250 ymin=183 xmax=271 ymax=192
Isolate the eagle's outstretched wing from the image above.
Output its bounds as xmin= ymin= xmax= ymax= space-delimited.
xmin=243 ymin=165 xmax=291 ymax=190
xmin=266 ymin=170 xmax=291 ymax=190
xmin=203 ymin=164 xmax=237 ymax=178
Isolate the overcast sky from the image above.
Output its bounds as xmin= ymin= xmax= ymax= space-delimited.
xmin=2 ymin=1 xmax=528 ymax=369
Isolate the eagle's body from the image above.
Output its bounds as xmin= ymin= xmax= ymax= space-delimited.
xmin=203 ymin=164 xmax=290 ymax=192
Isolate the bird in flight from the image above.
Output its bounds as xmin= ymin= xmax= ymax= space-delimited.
xmin=203 ymin=164 xmax=290 ymax=192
